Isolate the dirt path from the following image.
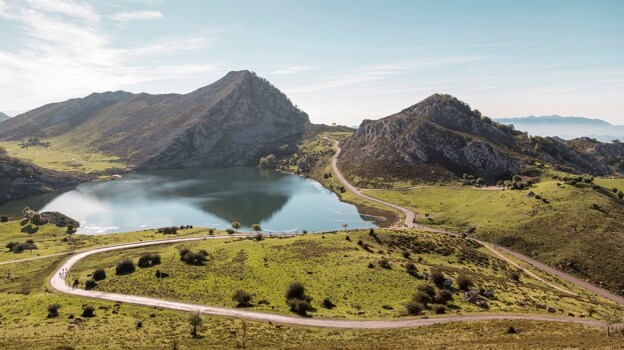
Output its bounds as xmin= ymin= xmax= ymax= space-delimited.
xmin=49 ymin=235 xmax=620 ymax=329
xmin=0 ymin=251 xmax=72 ymax=266
xmin=325 ymin=137 xmax=624 ymax=305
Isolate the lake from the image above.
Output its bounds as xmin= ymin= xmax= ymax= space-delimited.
xmin=0 ymin=168 xmax=377 ymax=234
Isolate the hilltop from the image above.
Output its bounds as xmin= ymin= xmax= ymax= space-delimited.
xmin=496 ymin=115 xmax=624 ymax=143
xmin=339 ymin=94 xmax=623 ymax=184
xmin=0 ymin=71 xmax=310 ymax=169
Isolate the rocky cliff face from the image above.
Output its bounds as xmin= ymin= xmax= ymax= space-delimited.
xmin=0 ymin=71 xmax=310 ymax=168
xmin=340 ymin=94 xmax=623 ymax=181
xmin=0 ymin=147 xmax=85 ymax=206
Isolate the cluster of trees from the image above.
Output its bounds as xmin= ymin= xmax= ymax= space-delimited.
xmin=178 ymin=247 xmax=209 ymax=265
xmin=138 ymin=253 xmax=161 ymax=268
xmin=286 ymin=282 xmax=314 ymax=316
xmin=5 ymin=240 xmax=37 ymax=253
xmin=157 ymin=225 xmax=194 ymax=234
xmin=461 ymin=173 xmax=485 ymax=186
xmin=496 ymin=175 xmax=537 ymax=190
xmin=405 ymin=269 xmax=477 ymax=315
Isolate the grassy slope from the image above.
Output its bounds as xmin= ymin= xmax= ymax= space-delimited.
xmin=71 ymin=229 xmax=620 ymax=320
xmin=367 ymin=180 xmax=624 ymax=295
xmin=0 ymin=138 xmax=128 ymax=173
xmin=0 ymin=221 xmax=212 ymax=263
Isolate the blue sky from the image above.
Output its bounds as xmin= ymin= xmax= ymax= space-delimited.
xmin=0 ymin=0 xmax=622 ymax=125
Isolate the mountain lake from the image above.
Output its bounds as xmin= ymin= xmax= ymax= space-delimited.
xmin=0 ymin=168 xmax=378 ymax=234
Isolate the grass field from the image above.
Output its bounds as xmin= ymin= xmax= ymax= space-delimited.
xmin=0 ymin=220 xmax=213 ymax=263
xmin=366 ymin=179 xmax=624 ymax=296
xmin=0 ymin=231 xmax=622 ymax=348
xmin=0 ymin=138 xmax=128 ymax=173
xmin=70 ymin=229 xmax=620 ymax=320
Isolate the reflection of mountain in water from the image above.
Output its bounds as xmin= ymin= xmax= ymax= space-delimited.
xmin=137 ymin=168 xmax=292 ymax=226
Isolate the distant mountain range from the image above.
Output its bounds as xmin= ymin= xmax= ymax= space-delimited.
xmin=340 ymin=94 xmax=624 ymax=181
xmin=0 ymin=71 xmax=311 ymax=168
xmin=0 ymin=111 xmax=10 ymax=123
xmin=495 ymin=116 xmax=624 ymax=143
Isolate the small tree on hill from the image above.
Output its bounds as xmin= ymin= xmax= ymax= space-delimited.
xmin=456 ymin=275 xmax=474 ymax=291
xmin=232 ymin=290 xmax=253 ymax=307
xmin=115 ymin=259 xmax=136 ymax=275
xmin=430 ymin=269 xmax=446 ymax=287
xmin=47 ymin=303 xmax=61 ymax=318
xmin=231 ymin=222 xmax=241 ymax=232
xmin=188 ymin=312 xmax=203 ymax=336
xmin=251 ymin=224 xmax=261 ymax=234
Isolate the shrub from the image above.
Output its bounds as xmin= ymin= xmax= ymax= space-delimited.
xmin=92 ymin=269 xmax=106 ymax=281
xmin=430 ymin=269 xmax=445 ymax=287
xmin=405 ymin=301 xmax=423 ymax=315
xmin=456 ymin=275 xmax=474 ymax=291
xmin=5 ymin=242 xmax=17 ymax=252
xmin=435 ymin=289 xmax=453 ymax=304
xmin=412 ymin=291 xmax=432 ymax=306
xmin=232 ymin=290 xmax=253 ymax=307
xmin=432 ymin=304 xmax=446 ymax=314
xmin=378 ymin=257 xmax=390 ymax=269
xmin=402 ymin=250 xmax=411 ymax=259
xmin=178 ymin=247 xmax=191 ymax=259
xmin=285 ymin=282 xmax=306 ymax=300
xmin=138 ymin=253 xmax=161 ymax=268
xmin=417 ymin=284 xmax=436 ymax=298
xmin=509 ymin=271 xmax=521 ymax=282
xmin=182 ymin=251 xmax=208 ymax=265
xmin=405 ymin=262 xmax=417 ymax=275
xmin=85 ymin=279 xmax=97 ymax=290
xmin=47 ymin=303 xmax=61 ymax=318
xmin=322 ymin=298 xmax=336 ymax=309
xmin=115 ymin=259 xmax=136 ymax=275
xmin=226 ymin=228 xmax=236 ymax=235
xmin=81 ymin=305 xmax=95 ymax=317
xmin=0 ymin=216 xmax=8 ymax=223
xmin=287 ymin=299 xmax=312 ymax=316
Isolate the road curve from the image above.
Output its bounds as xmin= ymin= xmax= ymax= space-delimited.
xmin=324 ymin=138 xmax=415 ymax=228
xmin=49 ymin=234 xmax=617 ymax=329
xmin=326 ymin=137 xmax=624 ymax=306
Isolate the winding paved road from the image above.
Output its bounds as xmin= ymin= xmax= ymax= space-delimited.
xmin=326 ymin=137 xmax=624 ymax=306
xmin=49 ymin=235 xmax=620 ymax=329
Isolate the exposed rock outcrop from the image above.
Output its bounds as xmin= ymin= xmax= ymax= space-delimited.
xmin=340 ymin=94 xmax=623 ymax=181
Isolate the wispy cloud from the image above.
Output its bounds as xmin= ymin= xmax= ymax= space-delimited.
xmin=0 ymin=1 xmax=220 ymax=112
xmin=289 ymin=56 xmax=489 ymax=94
xmin=272 ymin=66 xmax=313 ymax=75
xmin=111 ymin=10 xmax=163 ymax=22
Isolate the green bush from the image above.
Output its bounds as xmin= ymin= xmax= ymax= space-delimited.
xmin=92 ymin=268 xmax=106 ymax=281
xmin=232 ymin=290 xmax=253 ymax=307
xmin=405 ymin=301 xmax=423 ymax=315
xmin=115 ymin=259 xmax=136 ymax=275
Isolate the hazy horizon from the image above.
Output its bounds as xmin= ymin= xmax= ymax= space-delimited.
xmin=1 ymin=0 xmax=622 ymax=125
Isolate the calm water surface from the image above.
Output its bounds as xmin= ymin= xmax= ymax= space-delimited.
xmin=0 ymin=168 xmax=376 ymax=234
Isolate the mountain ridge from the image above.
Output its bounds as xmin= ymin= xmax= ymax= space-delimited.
xmin=0 ymin=70 xmax=310 ymax=169
xmin=340 ymin=94 xmax=623 ymax=182
xmin=0 ymin=112 xmax=9 ymax=123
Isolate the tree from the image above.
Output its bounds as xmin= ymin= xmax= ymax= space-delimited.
xmin=231 ymin=222 xmax=241 ymax=232
xmin=92 ymin=268 xmax=106 ymax=281
xmin=232 ymin=290 xmax=253 ymax=307
xmin=47 ymin=303 xmax=61 ymax=318
xmin=412 ymin=291 xmax=432 ymax=306
xmin=435 ymin=289 xmax=453 ymax=304
xmin=341 ymin=223 xmax=348 ymax=231
xmin=430 ymin=269 xmax=446 ymax=287
xmin=287 ymin=299 xmax=312 ymax=316
xmin=115 ymin=259 xmax=136 ymax=275
xmin=286 ymin=282 xmax=306 ymax=300
xmin=82 ymin=305 xmax=95 ymax=317
xmin=417 ymin=284 xmax=436 ymax=298
xmin=188 ymin=312 xmax=203 ymax=336
xmin=251 ymin=224 xmax=261 ymax=233
xmin=405 ymin=300 xmax=423 ymax=315
xmin=456 ymin=275 xmax=474 ymax=291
